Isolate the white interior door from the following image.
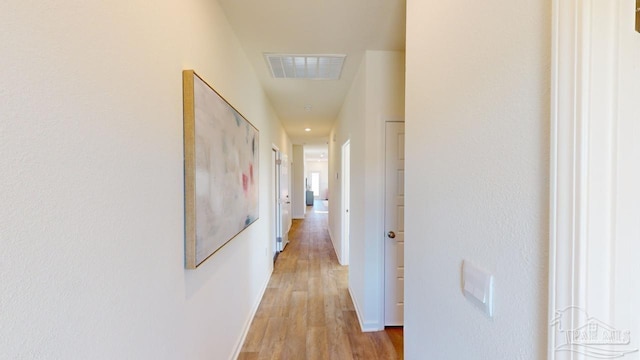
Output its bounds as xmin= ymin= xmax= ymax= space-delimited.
xmin=341 ymin=140 xmax=351 ymax=266
xmin=279 ymin=154 xmax=291 ymax=249
xmin=272 ymin=148 xmax=281 ymax=259
xmin=384 ymin=122 xmax=405 ymax=326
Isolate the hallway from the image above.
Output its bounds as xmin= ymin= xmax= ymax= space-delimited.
xmin=238 ymin=202 xmax=403 ymax=359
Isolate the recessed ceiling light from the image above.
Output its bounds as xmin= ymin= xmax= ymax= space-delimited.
xmin=305 ymin=128 xmax=311 ymax=132
xmin=264 ymin=54 xmax=346 ymax=80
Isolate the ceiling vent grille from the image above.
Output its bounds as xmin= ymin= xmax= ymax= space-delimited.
xmin=264 ymin=54 xmax=346 ymax=80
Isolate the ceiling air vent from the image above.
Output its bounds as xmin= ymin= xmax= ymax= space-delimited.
xmin=264 ymin=54 xmax=346 ymax=80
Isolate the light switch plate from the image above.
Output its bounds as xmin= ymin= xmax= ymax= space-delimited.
xmin=462 ymin=260 xmax=494 ymax=318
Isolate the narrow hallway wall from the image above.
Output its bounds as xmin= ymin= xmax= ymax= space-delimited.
xmin=0 ymin=1 xmax=290 ymax=359
xmin=404 ymin=0 xmax=550 ymax=358
xmin=328 ymin=51 xmax=405 ymax=331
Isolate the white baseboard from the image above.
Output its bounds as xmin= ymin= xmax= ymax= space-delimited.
xmin=229 ymin=270 xmax=271 ymax=360
xmin=292 ymin=211 xmax=305 ymax=219
xmin=327 ymin=227 xmax=341 ymax=264
xmin=348 ymin=286 xmax=383 ymax=332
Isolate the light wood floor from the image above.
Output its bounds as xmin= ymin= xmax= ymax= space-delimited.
xmin=238 ymin=201 xmax=403 ymax=360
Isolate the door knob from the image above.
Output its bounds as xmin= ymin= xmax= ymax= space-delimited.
xmin=387 ymin=231 xmax=396 ymax=239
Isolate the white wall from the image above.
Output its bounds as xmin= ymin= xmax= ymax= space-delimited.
xmin=291 ymin=145 xmax=306 ymax=219
xmin=404 ymin=0 xmax=550 ymax=358
xmin=0 ymin=1 xmax=290 ymax=359
xmin=305 ymin=161 xmax=329 ymax=199
xmin=328 ymin=51 xmax=405 ymax=331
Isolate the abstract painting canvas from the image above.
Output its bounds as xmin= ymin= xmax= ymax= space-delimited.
xmin=183 ymin=70 xmax=259 ymax=269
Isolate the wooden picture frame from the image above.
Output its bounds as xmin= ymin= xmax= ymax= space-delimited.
xmin=183 ymin=70 xmax=259 ymax=269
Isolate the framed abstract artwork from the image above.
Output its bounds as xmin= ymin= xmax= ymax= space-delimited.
xmin=182 ymin=70 xmax=259 ymax=269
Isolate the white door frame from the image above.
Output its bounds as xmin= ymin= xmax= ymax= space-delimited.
xmin=549 ymin=1 xmax=637 ymax=358
xmin=341 ymin=140 xmax=351 ymax=266
xmin=280 ymin=153 xmax=291 ymax=249
xmin=272 ymin=146 xmax=282 ymax=260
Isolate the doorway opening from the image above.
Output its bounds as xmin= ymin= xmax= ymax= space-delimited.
xmin=272 ymin=146 xmax=291 ymax=262
xmin=310 ymin=172 xmax=320 ymax=200
xmin=303 ymin=145 xmax=329 ymax=208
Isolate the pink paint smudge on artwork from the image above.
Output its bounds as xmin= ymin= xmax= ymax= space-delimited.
xmin=242 ymin=173 xmax=249 ymax=193
xmin=249 ymin=164 xmax=254 ymax=184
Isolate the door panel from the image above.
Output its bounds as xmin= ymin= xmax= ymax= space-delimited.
xmin=384 ymin=122 xmax=405 ymax=326
xmin=280 ymin=154 xmax=291 ymax=249
xmin=341 ymin=140 xmax=351 ymax=266
xmin=272 ymin=149 xmax=281 ymax=259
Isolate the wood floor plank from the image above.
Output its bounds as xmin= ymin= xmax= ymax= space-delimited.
xmin=306 ymin=326 xmax=329 ymax=360
xmin=280 ymin=295 xmax=308 ymax=358
xmin=324 ymin=297 xmax=354 ymax=360
xmin=293 ymin=258 xmax=310 ymax=291
xmin=241 ymin=316 xmax=269 ymax=352
xmin=256 ymin=317 xmax=286 ymax=360
xmin=385 ymin=327 xmax=404 ymax=360
xmin=238 ymin=201 xmax=402 ymax=360
xmin=307 ymin=276 xmax=325 ymax=327
xmin=237 ymin=352 xmax=258 ymax=360
xmin=368 ymin=330 xmax=398 ymax=360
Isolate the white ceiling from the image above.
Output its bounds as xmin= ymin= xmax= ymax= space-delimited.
xmin=216 ymin=0 xmax=406 ymax=146
xmin=304 ymin=144 xmax=328 ymax=162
